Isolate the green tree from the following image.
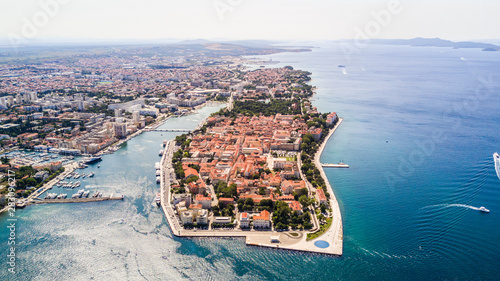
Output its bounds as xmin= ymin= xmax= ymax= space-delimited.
xmin=258 ymin=186 xmax=266 ymax=195
xmin=0 ymin=156 xmax=9 ymax=164
xmin=320 ymin=204 xmax=327 ymax=214
xmin=25 ymin=178 xmax=37 ymax=187
xmin=299 ymin=195 xmax=309 ymax=208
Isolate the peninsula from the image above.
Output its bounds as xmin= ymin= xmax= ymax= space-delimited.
xmin=158 ymin=67 xmax=344 ymax=255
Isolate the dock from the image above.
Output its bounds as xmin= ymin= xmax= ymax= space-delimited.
xmin=321 ymin=163 xmax=349 ymax=168
xmin=32 ymin=196 xmax=124 ymax=204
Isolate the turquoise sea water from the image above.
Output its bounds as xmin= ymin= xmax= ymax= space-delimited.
xmin=1 ymin=43 xmax=500 ymax=280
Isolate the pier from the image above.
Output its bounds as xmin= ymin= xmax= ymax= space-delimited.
xmin=321 ymin=163 xmax=349 ymax=168
xmin=32 ymin=196 xmax=124 ymax=204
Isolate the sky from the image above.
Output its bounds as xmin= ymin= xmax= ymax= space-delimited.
xmin=0 ymin=0 xmax=499 ymax=43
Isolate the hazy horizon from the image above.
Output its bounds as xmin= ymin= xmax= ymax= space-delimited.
xmin=1 ymin=0 xmax=500 ymax=46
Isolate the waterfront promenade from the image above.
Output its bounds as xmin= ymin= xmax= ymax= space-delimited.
xmin=313 ymin=118 xmax=344 ymax=255
xmin=158 ymin=118 xmax=345 ymax=256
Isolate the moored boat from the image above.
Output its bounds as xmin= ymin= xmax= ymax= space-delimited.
xmin=155 ymin=193 xmax=161 ymax=205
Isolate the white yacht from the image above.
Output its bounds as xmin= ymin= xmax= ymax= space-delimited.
xmin=494 ymin=152 xmax=500 ymax=180
xmin=479 ymin=206 xmax=490 ymax=213
xmin=155 ymin=193 xmax=161 ymax=205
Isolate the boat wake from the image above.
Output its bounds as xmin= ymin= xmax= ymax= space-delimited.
xmin=421 ymin=203 xmax=480 ymax=211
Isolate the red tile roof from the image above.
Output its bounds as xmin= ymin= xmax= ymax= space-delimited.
xmin=253 ymin=210 xmax=270 ymax=221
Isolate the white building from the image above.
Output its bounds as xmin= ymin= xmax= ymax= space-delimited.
xmin=173 ymin=193 xmax=191 ymax=207
xmin=240 ymin=212 xmax=250 ymax=228
xmin=114 ymin=108 xmax=123 ymax=117
xmin=78 ymin=100 xmax=84 ymax=111
xmin=197 ymin=209 xmax=208 ymax=224
xmin=180 ymin=210 xmax=193 ymax=225
xmin=132 ymin=111 xmax=140 ymax=122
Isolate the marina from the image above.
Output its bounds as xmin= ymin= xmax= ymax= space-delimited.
xmin=33 ymin=196 xmax=124 ymax=204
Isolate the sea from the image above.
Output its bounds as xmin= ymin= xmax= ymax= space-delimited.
xmin=1 ymin=42 xmax=500 ymax=280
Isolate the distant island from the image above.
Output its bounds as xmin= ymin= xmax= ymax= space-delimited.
xmin=365 ymin=37 xmax=500 ymax=51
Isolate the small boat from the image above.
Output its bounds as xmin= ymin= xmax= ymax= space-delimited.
xmin=15 ymin=201 xmax=27 ymax=208
xmin=479 ymin=206 xmax=490 ymax=213
xmin=97 ymin=165 xmax=101 ymax=168
xmin=89 ymin=172 xmax=94 ymax=177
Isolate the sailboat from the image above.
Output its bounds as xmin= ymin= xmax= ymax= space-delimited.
xmin=494 ymin=152 xmax=500 ymax=180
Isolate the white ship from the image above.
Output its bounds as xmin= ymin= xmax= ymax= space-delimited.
xmin=494 ymin=152 xmax=500 ymax=180
xmin=80 ymin=155 xmax=102 ymax=164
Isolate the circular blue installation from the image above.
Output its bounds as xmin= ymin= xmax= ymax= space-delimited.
xmin=314 ymin=240 xmax=330 ymax=248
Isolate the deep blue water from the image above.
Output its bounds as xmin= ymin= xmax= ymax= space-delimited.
xmin=1 ymin=43 xmax=500 ymax=280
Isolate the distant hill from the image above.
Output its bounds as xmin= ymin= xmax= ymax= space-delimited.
xmin=176 ymin=39 xmax=280 ymax=48
xmin=368 ymin=37 xmax=500 ymax=51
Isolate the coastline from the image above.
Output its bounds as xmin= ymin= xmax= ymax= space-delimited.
xmin=158 ymin=116 xmax=344 ymax=256
xmin=313 ymin=118 xmax=344 ymax=254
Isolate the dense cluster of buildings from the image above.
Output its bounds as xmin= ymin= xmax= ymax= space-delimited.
xmin=171 ymin=113 xmax=321 ymax=228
